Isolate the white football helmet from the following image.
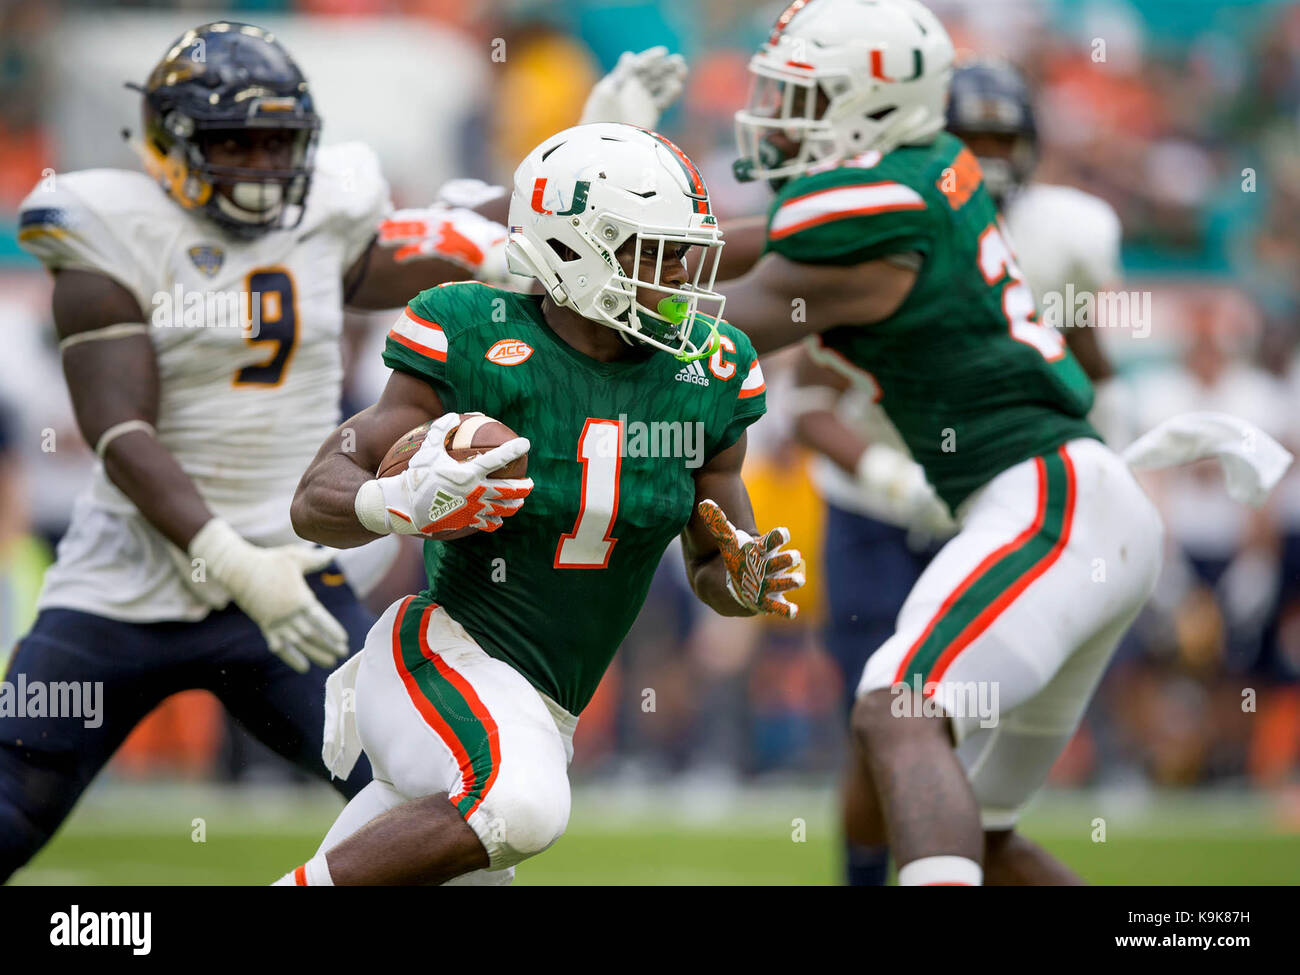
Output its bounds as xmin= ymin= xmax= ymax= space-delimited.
xmin=734 ymin=0 xmax=955 ymax=185
xmin=506 ymin=122 xmax=725 ymax=360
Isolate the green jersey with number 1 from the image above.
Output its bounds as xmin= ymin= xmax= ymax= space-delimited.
xmin=383 ymin=282 xmax=767 ymax=714
xmin=764 ymin=132 xmax=1099 ymax=511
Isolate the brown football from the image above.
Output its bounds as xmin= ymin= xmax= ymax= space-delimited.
xmin=376 ymin=413 xmax=527 ymax=540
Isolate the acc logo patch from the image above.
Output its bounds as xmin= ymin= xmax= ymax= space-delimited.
xmin=485 ymin=339 xmax=534 ymax=366
xmin=188 ymin=244 xmax=225 ymax=278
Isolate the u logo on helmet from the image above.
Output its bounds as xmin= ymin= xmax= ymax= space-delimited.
xmin=530 ymin=178 xmax=591 ymax=216
xmin=870 ymin=48 xmax=925 ymax=83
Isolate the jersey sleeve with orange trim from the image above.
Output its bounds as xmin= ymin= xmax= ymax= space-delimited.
xmin=708 ymin=320 xmax=767 ymax=459
xmin=381 ymin=281 xmax=472 ymax=409
xmin=764 ymin=167 xmax=935 ymax=267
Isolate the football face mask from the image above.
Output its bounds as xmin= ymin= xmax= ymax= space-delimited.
xmin=601 ymin=222 xmax=726 ymax=361
xmin=189 ymin=123 xmax=318 ymax=232
xmin=734 ymin=71 xmax=840 ymax=185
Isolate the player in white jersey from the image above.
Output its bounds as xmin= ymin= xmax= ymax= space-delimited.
xmin=0 ymin=21 xmax=569 ymax=882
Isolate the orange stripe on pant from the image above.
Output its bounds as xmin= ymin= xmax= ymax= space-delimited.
xmin=389 ymin=596 xmax=501 ymax=820
xmin=413 ymin=601 xmax=502 ymax=819
xmin=893 ymin=444 xmax=1078 ymax=688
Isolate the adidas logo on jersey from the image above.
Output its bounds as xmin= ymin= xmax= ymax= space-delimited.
xmin=674 ymin=360 xmax=710 ymax=387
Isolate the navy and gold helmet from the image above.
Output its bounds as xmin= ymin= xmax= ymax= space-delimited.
xmin=132 ymin=22 xmax=320 ymax=236
xmin=945 ymin=56 xmax=1038 ymax=205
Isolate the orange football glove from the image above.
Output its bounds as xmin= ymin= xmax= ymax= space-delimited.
xmin=696 ymin=498 xmax=804 ymax=619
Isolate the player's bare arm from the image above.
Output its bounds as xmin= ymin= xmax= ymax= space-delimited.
xmin=714 ymin=214 xmax=769 ymax=280
xmin=293 ymin=368 xmax=533 ymax=550
xmin=340 ymin=43 xmax=696 ymax=314
xmin=342 ymin=242 xmax=486 ymax=312
xmin=681 ymin=433 xmax=760 ymax=617
xmin=790 ymin=347 xmax=953 ymax=533
xmin=718 ymin=251 xmax=917 ymax=356
xmin=682 ymin=432 xmax=804 ymax=619
xmin=53 ymin=269 xmax=347 ymax=672
xmin=1062 ymin=308 xmax=1115 ymax=383
xmin=790 ymin=350 xmax=862 ymax=474
xmin=53 ymin=269 xmax=213 ymax=550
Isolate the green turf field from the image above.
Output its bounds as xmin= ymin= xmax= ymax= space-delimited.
xmin=11 ymin=781 xmax=1300 ymax=885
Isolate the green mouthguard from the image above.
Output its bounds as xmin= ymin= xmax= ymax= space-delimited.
xmin=657 ymin=294 xmax=690 ymax=324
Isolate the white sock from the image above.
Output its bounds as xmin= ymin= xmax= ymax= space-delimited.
xmin=897 ymin=855 xmax=983 ymax=886
xmin=273 ymin=853 xmax=335 ymax=886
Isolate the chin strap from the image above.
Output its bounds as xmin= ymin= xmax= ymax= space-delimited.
xmin=673 ymin=315 xmax=721 ymax=363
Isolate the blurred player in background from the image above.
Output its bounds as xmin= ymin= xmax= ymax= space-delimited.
xmin=0 ymin=20 xmax=542 ymax=882
xmin=275 ymin=123 xmax=802 ymax=885
xmin=789 ymin=53 xmax=1129 ymax=885
xmin=613 ymin=0 xmax=1285 ymax=884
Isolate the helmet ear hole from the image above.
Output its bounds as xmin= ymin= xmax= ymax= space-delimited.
xmin=546 ymin=238 xmax=581 ymax=262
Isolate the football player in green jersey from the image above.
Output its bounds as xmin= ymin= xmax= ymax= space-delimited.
xmin=628 ymin=0 xmax=1167 ymax=885
xmin=274 ymin=122 xmax=803 ymax=885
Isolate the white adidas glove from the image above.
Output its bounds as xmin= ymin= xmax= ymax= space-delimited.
xmin=696 ymin=499 xmax=805 ymax=619
xmin=188 ymin=519 xmax=348 ymax=674
xmin=354 ymin=412 xmax=534 ymax=537
xmin=855 ymin=443 xmax=955 ymax=536
xmin=580 ymin=46 xmax=688 ymax=130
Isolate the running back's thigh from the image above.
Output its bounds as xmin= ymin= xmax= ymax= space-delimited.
xmin=859 ymin=438 xmax=1163 ymax=715
xmin=857 ymin=438 xmax=1163 ymax=827
xmin=354 ymin=595 xmax=572 ymax=871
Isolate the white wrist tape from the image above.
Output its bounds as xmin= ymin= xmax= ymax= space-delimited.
xmin=59 ymin=322 xmax=148 ymax=352
xmin=188 ymin=517 xmax=241 ymax=564
xmin=435 ymin=178 xmax=506 ymax=210
xmin=355 ymin=479 xmax=392 ymax=535
xmin=95 ymin=419 xmax=156 ymax=460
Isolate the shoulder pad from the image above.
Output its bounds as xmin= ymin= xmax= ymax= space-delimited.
xmin=767 ymin=168 xmax=932 ymax=265
xmin=18 ymin=170 xmax=170 ymax=312
xmin=312 ymin=142 xmax=393 ymax=266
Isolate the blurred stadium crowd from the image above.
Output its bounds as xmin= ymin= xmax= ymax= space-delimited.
xmin=1 ymin=0 xmax=1299 ymax=803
